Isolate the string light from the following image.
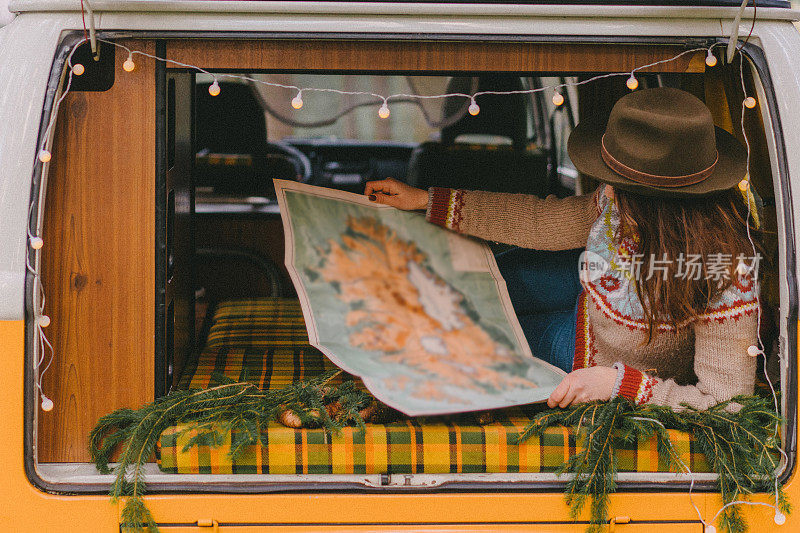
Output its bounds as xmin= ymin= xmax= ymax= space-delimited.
xmin=72 ymin=63 xmax=85 ymax=76
xmin=31 ymin=39 xmax=790 ymax=524
xmin=29 ymin=236 xmax=44 ymax=250
xmin=291 ymin=91 xmax=304 ymax=110
xmin=37 ymin=315 xmax=50 ymax=328
xmin=552 ymin=91 xmax=565 ymax=106
xmin=123 ymin=53 xmax=136 ymax=72
xmin=37 ymin=39 xmax=715 ymax=163
xmin=705 ymin=48 xmax=718 ymax=67
xmin=747 ymin=345 xmax=761 ymax=357
xmin=208 ymin=80 xmax=221 ymax=96
xmin=40 ymin=395 xmax=54 ymax=412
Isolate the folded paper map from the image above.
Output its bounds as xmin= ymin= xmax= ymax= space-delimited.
xmin=275 ymin=180 xmax=566 ymax=416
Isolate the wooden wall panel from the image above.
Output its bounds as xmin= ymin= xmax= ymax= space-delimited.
xmin=39 ymin=41 xmax=156 ymax=462
xmin=166 ymin=40 xmax=704 ymax=73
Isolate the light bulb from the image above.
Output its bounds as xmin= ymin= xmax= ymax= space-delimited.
xmin=123 ymin=55 xmax=136 ymax=72
xmin=705 ymin=49 xmax=718 ymax=67
xmin=38 ymin=315 xmax=51 ymax=328
xmin=775 ymin=511 xmax=786 ymax=526
xmin=626 ymin=74 xmax=639 ymax=91
xmin=552 ymin=91 xmax=565 ymax=106
xmin=468 ymin=100 xmax=480 ymax=116
xmin=30 ymin=236 xmax=44 ymax=250
xmin=738 ymin=179 xmax=749 ymax=191
xmin=736 ymin=261 xmax=749 ymax=276
xmin=378 ymin=103 xmax=390 ymax=119
xmin=704 ymin=525 xmax=716 ymax=533
xmin=208 ymin=81 xmax=221 ymax=96
xmin=38 ymin=150 xmax=51 ymax=163
xmin=41 ymin=395 xmax=53 ymax=412
xmin=291 ymin=93 xmax=303 ymax=109
xmin=747 ymin=345 xmax=761 ymax=357
xmin=744 ymin=96 xmax=757 ymax=109
xmin=72 ymin=63 xmax=85 ymax=76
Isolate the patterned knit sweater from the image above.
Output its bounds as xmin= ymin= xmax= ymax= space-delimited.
xmin=425 ymin=187 xmax=759 ymax=410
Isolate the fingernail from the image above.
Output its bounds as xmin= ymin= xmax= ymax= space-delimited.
xmin=368 ymin=195 xmax=377 ymax=201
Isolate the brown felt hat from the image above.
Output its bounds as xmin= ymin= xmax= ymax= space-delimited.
xmin=567 ymin=87 xmax=747 ymax=197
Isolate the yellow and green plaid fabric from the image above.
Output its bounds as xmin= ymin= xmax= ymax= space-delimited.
xmin=177 ymin=345 xmax=345 ymax=390
xmin=204 ymin=298 xmax=311 ymax=349
xmin=158 ymin=297 xmax=711 ymax=475
xmin=158 ymin=416 xmax=708 ymax=475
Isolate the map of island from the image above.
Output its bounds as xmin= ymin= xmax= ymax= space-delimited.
xmin=275 ymin=180 xmax=566 ymax=416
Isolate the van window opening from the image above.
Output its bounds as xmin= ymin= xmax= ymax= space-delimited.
xmin=29 ymin=40 xmax=791 ymax=494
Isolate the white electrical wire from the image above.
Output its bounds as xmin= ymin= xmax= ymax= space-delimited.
xmin=686 ymin=51 xmax=788 ymax=533
xmin=31 ymin=34 xmax=788 ymax=527
xmin=39 ymin=39 xmax=716 ymax=153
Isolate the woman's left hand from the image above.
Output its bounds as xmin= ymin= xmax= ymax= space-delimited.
xmin=547 ymin=367 xmax=617 ymax=408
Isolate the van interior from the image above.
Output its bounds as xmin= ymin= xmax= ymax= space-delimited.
xmin=32 ymin=38 xmax=788 ymax=486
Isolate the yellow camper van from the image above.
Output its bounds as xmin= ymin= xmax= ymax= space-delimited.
xmin=1 ymin=0 xmax=799 ymax=530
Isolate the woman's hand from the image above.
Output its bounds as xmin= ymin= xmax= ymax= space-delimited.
xmin=547 ymin=366 xmax=617 ymax=408
xmin=364 ymin=178 xmax=429 ymax=211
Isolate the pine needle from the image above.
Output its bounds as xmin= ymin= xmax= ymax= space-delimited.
xmin=91 ymin=379 xmax=787 ymax=533
xmin=89 ymin=370 xmax=371 ymax=532
xmin=517 ymin=396 xmax=788 ymax=533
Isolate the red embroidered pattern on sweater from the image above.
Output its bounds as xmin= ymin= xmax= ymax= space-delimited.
xmin=615 ymin=364 xmax=657 ymax=405
xmin=636 ymin=375 xmax=657 ymax=404
xmin=587 ymin=278 xmax=758 ymax=332
xmin=572 ymin=291 xmax=596 ymax=370
xmin=585 ymin=282 xmax=676 ymax=332
xmin=448 ymin=190 xmax=465 ymax=232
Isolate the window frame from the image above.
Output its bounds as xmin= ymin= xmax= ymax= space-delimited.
xmin=24 ymin=31 xmax=797 ymax=496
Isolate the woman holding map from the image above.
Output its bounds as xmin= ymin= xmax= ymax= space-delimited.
xmin=365 ymin=87 xmax=760 ymax=411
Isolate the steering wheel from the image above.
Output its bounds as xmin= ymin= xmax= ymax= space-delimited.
xmin=265 ymin=141 xmax=312 ymax=183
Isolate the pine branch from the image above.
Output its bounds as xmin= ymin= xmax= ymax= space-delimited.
xmin=516 ymin=396 xmax=787 ymax=533
xmin=89 ymin=371 xmax=371 ymax=533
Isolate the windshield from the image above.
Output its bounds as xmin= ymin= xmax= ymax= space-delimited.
xmin=247 ymin=74 xmax=481 ymax=144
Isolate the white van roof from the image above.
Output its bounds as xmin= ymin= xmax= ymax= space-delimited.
xmin=7 ymin=0 xmax=800 ymax=20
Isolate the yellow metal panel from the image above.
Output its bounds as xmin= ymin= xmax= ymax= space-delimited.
xmin=0 ymin=321 xmax=119 ymax=531
xmin=1 ymin=318 xmax=799 ymax=532
xmin=159 ymin=524 xmax=699 ymax=532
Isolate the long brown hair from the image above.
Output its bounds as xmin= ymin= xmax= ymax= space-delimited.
xmin=613 ymin=187 xmax=760 ymax=341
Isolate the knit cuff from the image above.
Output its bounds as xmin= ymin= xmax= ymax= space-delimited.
xmin=611 ymin=363 xmax=657 ymax=405
xmin=426 ymin=187 xmax=465 ymax=232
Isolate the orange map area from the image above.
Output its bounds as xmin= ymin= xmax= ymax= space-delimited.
xmin=311 ymin=215 xmax=539 ymax=404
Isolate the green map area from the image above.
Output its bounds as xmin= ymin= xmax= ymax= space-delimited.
xmin=277 ymin=181 xmax=565 ymax=415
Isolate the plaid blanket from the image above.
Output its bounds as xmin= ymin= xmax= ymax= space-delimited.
xmin=158 ymin=414 xmax=707 ymax=475
xmin=158 ymin=297 xmax=711 ymax=475
xmin=205 ymin=298 xmax=311 ymax=350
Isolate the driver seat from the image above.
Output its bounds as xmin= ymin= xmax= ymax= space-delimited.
xmin=195 ymin=81 xmax=300 ymax=197
xmin=405 ymin=76 xmax=549 ymax=196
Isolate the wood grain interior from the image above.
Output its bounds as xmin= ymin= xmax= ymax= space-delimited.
xmin=38 ymin=38 xmax=707 ymax=463
xmin=166 ymin=40 xmax=705 ymax=73
xmin=39 ymin=41 xmax=156 ymax=462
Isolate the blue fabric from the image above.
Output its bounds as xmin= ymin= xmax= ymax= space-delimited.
xmin=496 ymin=247 xmax=583 ymax=373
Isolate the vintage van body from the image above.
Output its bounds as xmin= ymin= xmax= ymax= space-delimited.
xmin=1 ymin=0 xmax=800 ymax=531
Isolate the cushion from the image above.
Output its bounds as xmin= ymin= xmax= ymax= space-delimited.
xmin=158 ymin=297 xmax=711 ymax=475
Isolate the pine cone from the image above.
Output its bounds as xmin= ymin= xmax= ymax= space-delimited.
xmin=325 ymin=400 xmax=342 ymax=419
xmin=475 ymin=410 xmax=495 ymax=425
xmin=278 ymin=408 xmax=303 ymax=428
xmin=358 ymin=401 xmax=379 ymax=421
